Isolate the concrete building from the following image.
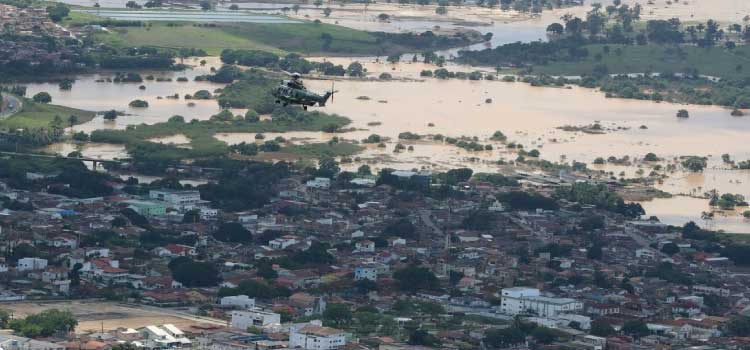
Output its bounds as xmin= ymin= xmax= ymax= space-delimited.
xmin=500 ymin=287 xmax=583 ymax=317
xmin=220 ymin=295 xmax=256 ymax=309
xmin=230 ymin=309 xmax=281 ymax=330
xmin=149 ymin=189 xmax=202 ymax=210
xmin=124 ymin=200 xmax=167 ymax=217
xmin=289 ymin=321 xmax=346 ymax=350
xmin=354 ymin=265 xmax=378 ymax=281
xmin=137 ymin=324 xmax=191 ymax=348
xmin=17 ymin=257 xmax=48 ymax=271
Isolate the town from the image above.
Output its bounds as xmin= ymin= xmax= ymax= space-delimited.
xmin=0 ymin=154 xmax=749 ymax=350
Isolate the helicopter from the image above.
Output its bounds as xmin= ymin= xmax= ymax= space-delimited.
xmin=272 ymin=72 xmax=335 ymax=110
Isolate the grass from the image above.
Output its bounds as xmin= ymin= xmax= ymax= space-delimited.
xmin=221 ymin=22 xmax=382 ymax=55
xmin=0 ymin=99 xmax=96 ymax=130
xmin=533 ymin=44 xmax=750 ymax=79
xmin=61 ymin=10 xmax=105 ymax=27
xmin=91 ymin=20 xmax=423 ymax=56
xmin=95 ymin=24 xmax=284 ymax=56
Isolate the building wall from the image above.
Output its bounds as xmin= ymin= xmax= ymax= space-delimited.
xmin=288 ymin=333 xmax=345 ymax=350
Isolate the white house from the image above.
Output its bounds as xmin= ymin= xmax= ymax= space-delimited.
xmin=500 ymin=287 xmax=583 ymax=317
xmin=17 ymin=258 xmax=48 ymax=271
xmin=220 ymin=295 xmax=256 ymax=309
xmin=230 ymin=309 xmax=281 ymax=330
xmin=355 ymin=240 xmax=375 ymax=253
xmin=269 ymin=235 xmax=300 ymax=250
xmin=137 ymin=324 xmax=191 ymax=348
xmin=289 ymin=320 xmax=346 ymax=350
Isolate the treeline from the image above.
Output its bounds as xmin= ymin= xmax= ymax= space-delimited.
xmin=220 ymin=49 xmax=366 ymax=78
xmin=0 ymin=157 xmax=115 ymax=198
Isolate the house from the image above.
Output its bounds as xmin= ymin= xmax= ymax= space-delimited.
xmin=137 ymin=324 xmax=191 ymax=348
xmin=0 ymin=334 xmax=66 ymax=350
xmin=288 ymin=293 xmax=327 ymax=316
xmin=269 ymin=235 xmax=300 ymax=250
xmin=355 ymin=240 xmax=375 ymax=253
xmin=587 ymin=302 xmax=620 ymax=316
xmin=154 ymin=244 xmax=196 ymax=257
xmin=635 ymin=248 xmax=657 ymax=260
xmin=289 ymin=320 xmax=346 ymax=350
xmin=17 ymin=257 xmax=48 ymax=271
xmin=220 ymin=295 xmax=256 ymax=309
xmin=230 ymin=309 xmax=281 ymax=330
xmin=50 ymin=235 xmax=78 ymax=249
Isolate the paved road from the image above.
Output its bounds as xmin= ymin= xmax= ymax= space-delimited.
xmin=0 ymin=93 xmax=22 ymax=120
xmin=420 ymin=209 xmax=443 ymax=235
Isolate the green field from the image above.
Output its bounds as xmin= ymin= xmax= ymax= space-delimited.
xmin=533 ymin=44 xmax=750 ymax=79
xmin=0 ymin=100 xmax=96 ymax=130
xmin=94 ymin=21 xmax=386 ymax=56
xmin=95 ymin=24 xmax=284 ymax=56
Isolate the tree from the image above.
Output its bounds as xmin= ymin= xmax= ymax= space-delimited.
xmin=323 ymin=303 xmax=352 ymax=327
xmin=357 ymin=164 xmax=371 ymax=176
xmin=393 ymin=265 xmax=439 ymax=293
xmin=590 ymin=319 xmax=615 ymax=337
xmin=9 ymin=309 xmax=77 ymax=337
xmin=661 ymin=242 xmax=679 ymax=255
xmin=182 ymin=209 xmax=200 ymax=223
xmin=676 ymin=109 xmax=690 ymax=118
xmin=316 ymin=157 xmax=340 ymax=178
xmin=67 ymin=115 xmax=79 ymax=128
xmin=409 ymin=329 xmax=441 ymax=346
xmin=33 ymin=92 xmax=52 ymax=103
xmin=435 ymin=6 xmax=447 ymax=15
xmin=171 ymin=259 xmax=220 ymax=287
xmin=546 ymin=22 xmax=564 ymax=35
xmin=643 ymin=152 xmax=658 ymax=161
xmin=483 ymin=327 xmax=525 ymax=348
xmin=346 ymin=62 xmax=365 ymax=77
xmin=622 ymin=320 xmax=650 ymax=338
xmin=213 ymin=222 xmax=252 ymax=243
xmin=103 ymin=110 xmax=118 ymax=121
xmin=58 ymin=79 xmax=73 ymax=90
xmin=530 ymin=326 xmax=557 ymax=344
xmin=727 ymin=316 xmax=750 ymax=336
xmin=323 ymin=7 xmax=332 ymax=17
xmin=46 ymin=3 xmax=70 ymax=22
xmin=0 ymin=309 xmax=10 ymax=328
xmin=681 ymin=156 xmax=707 ymax=172
xmin=199 ymin=0 xmax=211 ymax=10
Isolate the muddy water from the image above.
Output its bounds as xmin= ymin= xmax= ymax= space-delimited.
xmin=25 ymin=57 xmax=228 ymax=134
